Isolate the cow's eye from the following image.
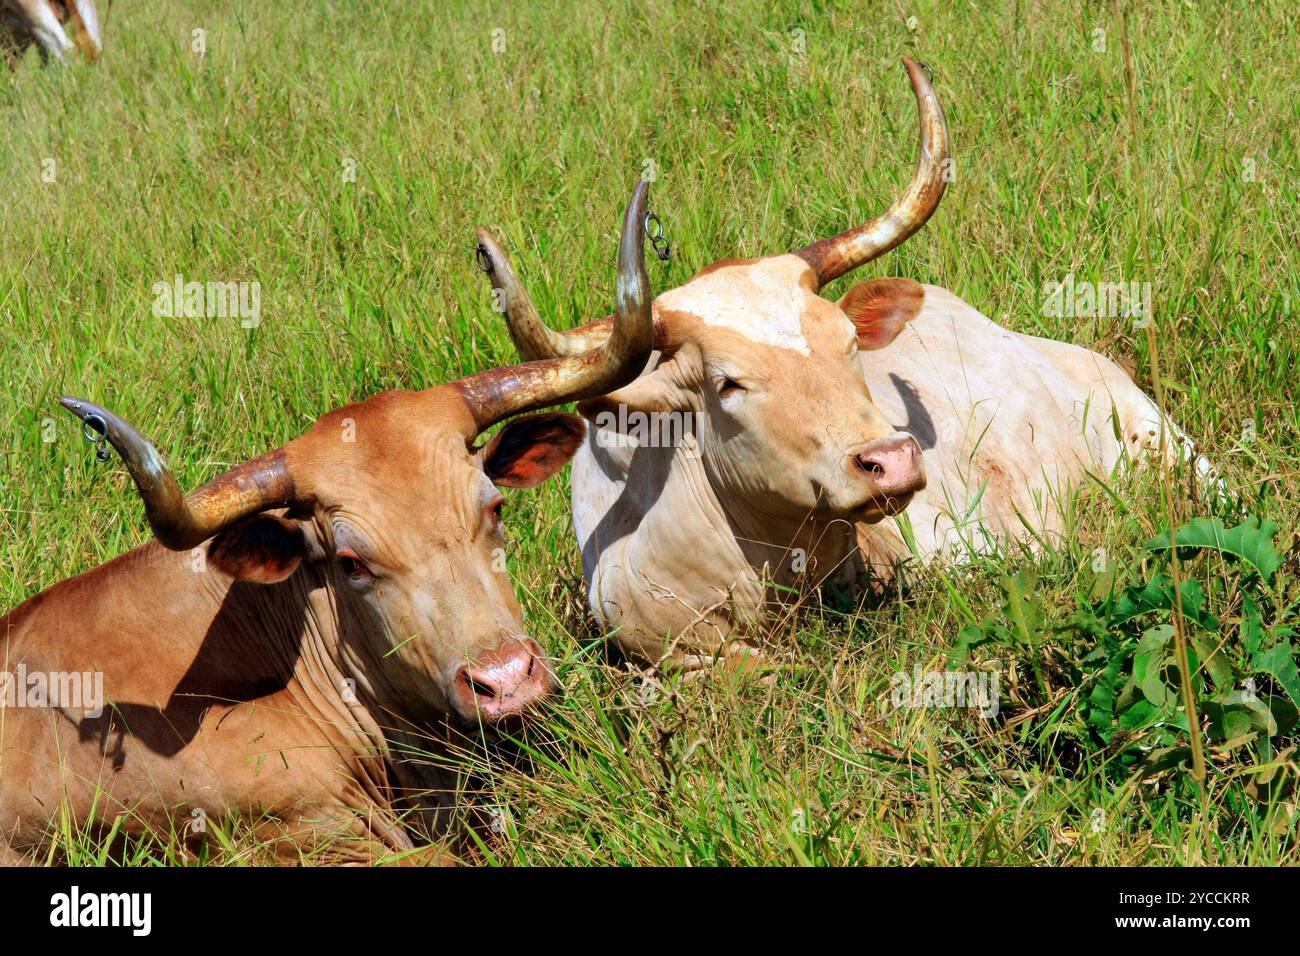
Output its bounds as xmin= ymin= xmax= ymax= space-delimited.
xmin=717 ymin=377 xmax=745 ymax=397
xmin=337 ymin=550 xmax=371 ymax=581
xmin=488 ymin=497 xmax=505 ymax=528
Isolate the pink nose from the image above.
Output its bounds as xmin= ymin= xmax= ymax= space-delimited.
xmin=849 ymin=434 xmax=926 ymax=502
xmin=452 ymin=638 xmax=553 ymax=724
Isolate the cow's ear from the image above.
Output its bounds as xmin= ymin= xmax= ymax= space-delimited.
xmin=482 ymin=413 xmax=586 ymax=489
xmin=838 ymin=277 xmax=925 ymax=351
xmin=206 ymin=514 xmax=307 ymax=584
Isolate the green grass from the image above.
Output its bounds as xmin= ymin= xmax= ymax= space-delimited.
xmin=1 ymin=0 xmax=1297 ymax=864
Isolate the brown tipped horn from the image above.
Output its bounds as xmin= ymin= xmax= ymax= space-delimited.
xmin=794 ymin=56 xmax=950 ymax=288
xmin=60 ymin=398 xmax=296 ymax=550
xmin=453 ymin=181 xmax=655 ymax=433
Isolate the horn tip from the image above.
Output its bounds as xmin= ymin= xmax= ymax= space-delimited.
xmin=475 ymin=230 xmax=504 ymax=279
xmin=59 ymin=396 xmax=92 ymax=419
xmin=904 ymin=55 xmax=939 ymax=91
xmin=625 ymin=179 xmax=650 ymax=234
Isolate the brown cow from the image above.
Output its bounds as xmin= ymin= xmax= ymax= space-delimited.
xmin=0 ymin=185 xmax=655 ymax=863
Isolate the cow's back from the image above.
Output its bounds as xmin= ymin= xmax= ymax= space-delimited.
xmin=859 ymin=284 xmax=1198 ymax=563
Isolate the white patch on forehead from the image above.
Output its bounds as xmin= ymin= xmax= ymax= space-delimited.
xmin=658 ymin=257 xmax=812 ymax=355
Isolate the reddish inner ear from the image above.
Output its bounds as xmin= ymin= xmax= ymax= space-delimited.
xmin=838 ymin=277 xmax=925 ymax=351
xmin=206 ymin=515 xmax=306 ymax=584
xmin=483 ymin=413 xmax=586 ymax=489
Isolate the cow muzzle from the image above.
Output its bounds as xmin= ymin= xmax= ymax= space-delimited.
xmin=847 ymin=433 xmax=925 ymax=515
xmin=451 ymin=638 xmax=554 ymax=725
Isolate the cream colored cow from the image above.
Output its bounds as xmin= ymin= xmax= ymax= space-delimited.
xmin=476 ymin=58 xmax=1212 ymax=670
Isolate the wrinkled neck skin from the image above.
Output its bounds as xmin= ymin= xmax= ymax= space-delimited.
xmin=188 ymin=553 xmax=461 ymax=831
xmin=186 ymin=555 xmax=426 ymax=726
xmin=0 ymin=543 xmax=463 ymax=860
xmin=573 ymin=430 xmax=864 ymax=670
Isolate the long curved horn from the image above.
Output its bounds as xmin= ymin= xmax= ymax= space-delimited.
xmin=452 ymin=181 xmax=655 ymax=433
xmin=476 ymin=228 xmax=639 ymax=361
xmin=59 ymin=398 xmax=297 ymax=550
xmin=476 ymin=229 xmax=596 ymax=361
xmin=793 ymin=56 xmax=949 ymax=288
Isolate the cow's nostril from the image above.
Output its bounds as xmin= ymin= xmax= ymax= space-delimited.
xmin=465 ymin=675 xmax=497 ymax=700
xmin=856 ymin=454 xmax=886 ymax=476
